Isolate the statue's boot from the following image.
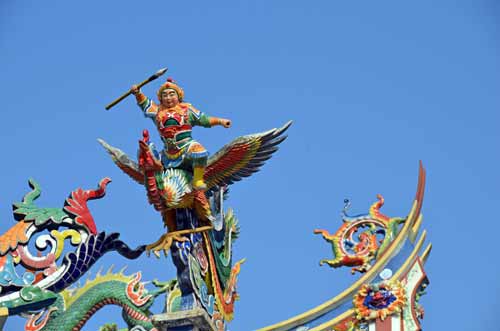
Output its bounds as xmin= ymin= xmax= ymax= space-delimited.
xmin=192 ymin=165 xmax=207 ymax=190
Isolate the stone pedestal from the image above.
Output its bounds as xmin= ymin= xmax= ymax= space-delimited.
xmin=152 ymin=308 xmax=216 ymax=331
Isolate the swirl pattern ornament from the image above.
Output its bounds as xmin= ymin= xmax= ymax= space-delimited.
xmin=314 ymin=195 xmax=405 ymax=274
xmin=0 ymin=178 xmax=147 ymax=323
xmin=50 ymin=230 xmax=82 ymax=259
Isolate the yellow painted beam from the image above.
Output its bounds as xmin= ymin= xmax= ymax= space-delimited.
xmin=392 ymin=230 xmax=426 ymax=281
xmin=409 ymin=214 xmax=423 ymax=244
xmin=421 ymin=243 xmax=432 ymax=264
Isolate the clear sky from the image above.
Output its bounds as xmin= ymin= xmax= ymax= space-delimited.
xmin=1 ymin=1 xmax=499 ymax=330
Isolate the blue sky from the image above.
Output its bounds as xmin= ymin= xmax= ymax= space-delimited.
xmin=1 ymin=1 xmax=499 ymax=330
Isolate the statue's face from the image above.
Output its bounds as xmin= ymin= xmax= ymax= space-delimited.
xmin=161 ymin=89 xmax=180 ymax=108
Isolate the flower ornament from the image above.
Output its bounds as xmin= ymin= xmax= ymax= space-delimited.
xmin=353 ymin=280 xmax=406 ymax=321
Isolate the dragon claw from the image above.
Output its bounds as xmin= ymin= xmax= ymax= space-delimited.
xmin=145 ymin=226 xmax=212 ymax=258
xmin=145 ymin=232 xmax=189 ymax=258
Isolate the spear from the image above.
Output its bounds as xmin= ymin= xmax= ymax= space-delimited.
xmin=105 ymin=67 xmax=168 ymax=110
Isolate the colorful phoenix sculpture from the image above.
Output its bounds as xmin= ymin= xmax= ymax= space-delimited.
xmin=98 ymin=122 xmax=291 ymax=255
xmin=258 ymin=162 xmax=431 ymax=331
xmin=102 ymin=77 xmax=290 ymax=255
xmin=98 ymin=119 xmax=291 ymax=330
xmin=98 ymin=76 xmax=292 ymax=330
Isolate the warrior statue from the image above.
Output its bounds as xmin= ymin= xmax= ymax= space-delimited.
xmin=100 ymin=70 xmax=290 ymax=256
xmin=129 ymin=78 xmax=231 ymax=191
xmin=99 ymin=70 xmax=290 ymax=330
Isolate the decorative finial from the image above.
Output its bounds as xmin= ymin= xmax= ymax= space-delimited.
xmin=342 ymin=198 xmax=351 ymax=216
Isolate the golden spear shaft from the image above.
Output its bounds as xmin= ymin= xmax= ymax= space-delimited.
xmin=105 ymin=67 xmax=168 ymax=110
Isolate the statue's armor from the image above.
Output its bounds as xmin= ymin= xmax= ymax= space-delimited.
xmin=156 ymin=105 xmax=194 ymax=157
xmin=136 ymin=93 xmax=212 ymax=169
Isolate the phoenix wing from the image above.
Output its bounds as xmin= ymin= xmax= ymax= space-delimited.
xmin=205 ymin=121 xmax=291 ymax=192
xmin=98 ymin=139 xmax=145 ymax=185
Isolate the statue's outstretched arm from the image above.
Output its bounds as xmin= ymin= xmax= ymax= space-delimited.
xmin=209 ymin=117 xmax=232 ymax=128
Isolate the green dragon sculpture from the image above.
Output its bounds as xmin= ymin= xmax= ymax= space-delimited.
xmin=22 ymin=269 xmax=173 ymax=331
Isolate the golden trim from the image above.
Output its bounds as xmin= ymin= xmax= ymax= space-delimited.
xmin=421 ymin=243 xmax=432 ymax=264
xmin=409 ymin=214 xmax=423 ymax=244
xmin=406 ymin=200 xmax=417 ymax=227
xmin=392 ymin=230 xmax=426 ymax=281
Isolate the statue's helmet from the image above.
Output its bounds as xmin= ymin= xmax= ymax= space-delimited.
xmin=157 ymin=77 xmax=184 ymax=102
